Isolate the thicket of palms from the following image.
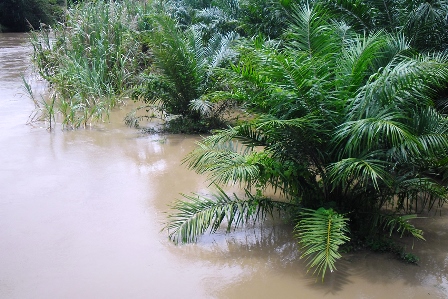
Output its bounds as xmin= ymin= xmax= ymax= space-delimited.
xmin=165 ymin=2 xmax=448 ymax=279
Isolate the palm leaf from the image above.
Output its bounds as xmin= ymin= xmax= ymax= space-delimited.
xmin=198 ymin=124 xmax=268 ymax=148
xmin=328 ymin=153 xmax=392 ymax=191
xmin=339 ymin=31 xmax=406 ymax=90
xmin=294 ymin=208 xmax=350 ymax=280
xmin=380 ymin=214 xmax=425 ymax=242
xmin=323 ymin=0 xmax=373 ymax=31
xmin=411 ymin=108 xmax=448 ymax=157
xmin=165 ymin=186 xmax=290 ymax=244
xmin=349 ymin=54 xmax=448 ymax=118
xmin=286 ymin=2 xmax=338 ymax=58
xmin=404 ymin=1 xmax=448 ymax=50
xmin=334 ymin=110 xmax=417 ymax=157
xmin=189 ymin=98 xmax=214 ymax=116
xmin=182 ymin=140 xmax=262 ymax=187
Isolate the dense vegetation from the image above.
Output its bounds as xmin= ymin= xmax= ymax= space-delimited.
xmin=161 ymin=0 xmax=448 ymax=280
xmin=0 ymin=0 xmax=66 ymax=32
xmin=28 ymin=0 xmax=150 ymax=128
xmin=29 ymin=0 xmax=448 ymax=280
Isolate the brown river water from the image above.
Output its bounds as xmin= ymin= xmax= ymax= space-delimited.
xmin=0 ymin=32 xmax=447 ymax=299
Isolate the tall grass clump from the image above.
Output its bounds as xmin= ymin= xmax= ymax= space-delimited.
xmin=30 ymin=0 xmax=150 ymax=129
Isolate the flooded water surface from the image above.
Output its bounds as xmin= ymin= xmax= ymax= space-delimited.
xmin=0 ymin=33 xmax=447 ymax=299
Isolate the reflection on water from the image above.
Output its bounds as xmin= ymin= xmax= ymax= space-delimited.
xmin=0 ymin=32 xmax=447 ymax=299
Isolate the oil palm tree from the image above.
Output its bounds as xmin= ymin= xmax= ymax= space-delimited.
xmin=320 ymin=0 xmax=448 ymax=51
xmin=134 ymin=13 xmax=238 ymax=131
xmin=165 ymin=2 xmax=448 ymax=279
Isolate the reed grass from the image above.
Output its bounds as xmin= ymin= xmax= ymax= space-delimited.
xmin=29 ymin=0 xmax=150 ymax=129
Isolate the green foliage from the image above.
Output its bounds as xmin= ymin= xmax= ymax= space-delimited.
xmin=366 ymin=237 xmax=420 ymax=264
xmin=165 ymin=186 xmax=291 ymax=244
xmin=183 ymin=138 xmax=266 ymax=187
xmin=29 ymin=0 xmax=148 ymax=129
xmin=0 ymin=0 xmax=65 ymax=32
xmin=238 ymin=0 xmax=289 ymax=38
xmin=295 ymin=208 xmax=350 ymax=280
xmin=160 ymin=0 xmax=290 ymax=38
xmin=24 ymin=0 xmax=445 ymax=281
xmin=381 ymin=214 xmax=425 ymax=241
xmin=319 ymin=0 xmax=448 ymax=51
xmin=133 ymin=12 xmax=238 ymax=132
xmin=165 ymin=1 xmax=448 ymax=280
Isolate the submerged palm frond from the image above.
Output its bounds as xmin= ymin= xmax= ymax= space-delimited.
xmin=380 ymin=214 xmax=425 ymax=242
xmin=165 ymin=186 xmax=290 ymax=244
xmin=295 ymin=208 xmax=350 ymax=280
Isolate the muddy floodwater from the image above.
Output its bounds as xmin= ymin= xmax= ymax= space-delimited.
xmin=1 ymin=33 xmax=447 ymax=299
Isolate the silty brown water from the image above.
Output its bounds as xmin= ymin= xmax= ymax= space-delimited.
xmin=0 ymin=33 xmax=447 ymax=299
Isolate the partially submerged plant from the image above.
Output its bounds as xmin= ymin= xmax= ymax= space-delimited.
xmin=132 ymin=12 xmax=239 ymax=133
xmin=29 ymin=0 xmax=148 ymax=129
xmin=165 ymin=2 xmax=448 ymax=280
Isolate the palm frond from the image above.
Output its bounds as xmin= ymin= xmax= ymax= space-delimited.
xmin=394 ymin=107 xmax=448 ymax=159
xmin=256 ymin=114 xmax=322 ymax=133
xmin=349 ymin=54 xmax=448 ymax=118
xmin=295 ymin=208 xmax=350 ymax=280
xmin=194 ymin=6 xmax=238 ymax=35
xmin=189 ymin=98 xmax=213 ymax=116
xmin=207 ymin=31 xmax=239 ymax=70
xmin=199 ymin=123 xmax=269 ymax=148
xmin=340 ymin=31 xmax=402 ymax=90
xmin=165 ymin=186 xmax=290 ymax=244
xmin=368 ymin=0 xmax=400 ymax=29
xmin=380 ymin=214 xmax=425 ymax=242
xmin=322 ymin=0 xmax=373 ymax=31
xmin=328 ymin=153 xmax=392 ymax=191
xmin=404 ymin=1 xmax=448 ymax=50
xmin=182 ymin=140 xmax=263 ymax=187
xmin=286 ymin=2 xmax=337 ymax=57
xmin=335 ymin=110 xmax=417 ymax=157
